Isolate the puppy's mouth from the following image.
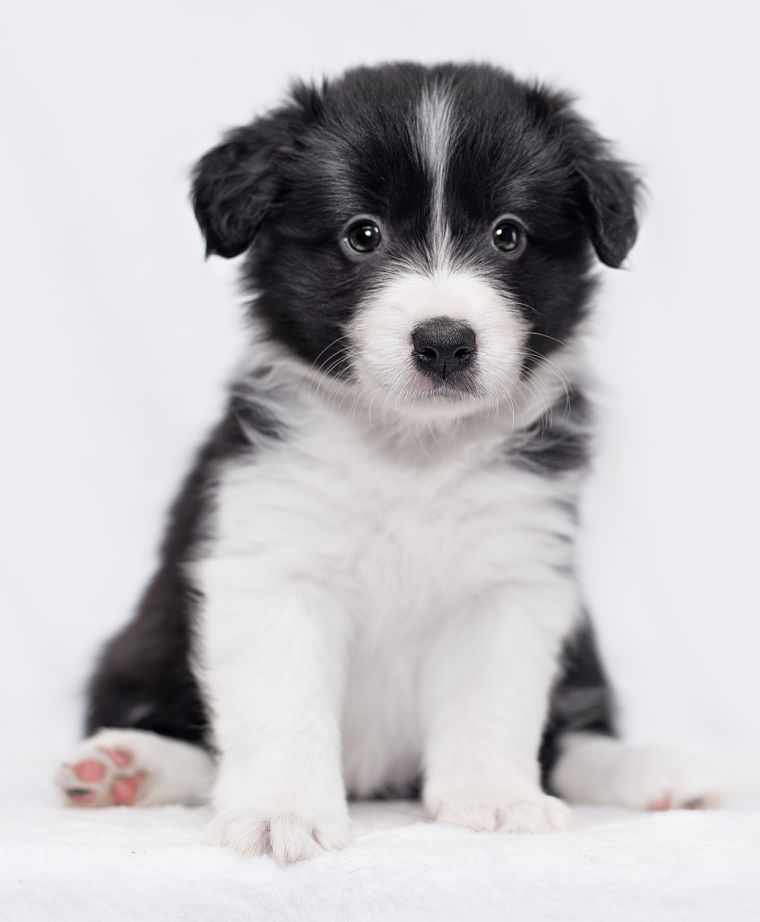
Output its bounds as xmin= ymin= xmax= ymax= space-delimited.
xmin=350 ymin=358 xmax=490 ymax=416
xmin=406 ymin=365 xmax=482 ymax=401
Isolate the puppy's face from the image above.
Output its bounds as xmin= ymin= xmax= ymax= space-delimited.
xmin=193 ymin=64 xmax=638 ymax=417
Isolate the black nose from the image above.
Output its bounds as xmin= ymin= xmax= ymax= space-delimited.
xmin=412 ymin=318 xmax=476 ymax=380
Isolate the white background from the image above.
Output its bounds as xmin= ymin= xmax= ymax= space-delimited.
xmin=2 ymin=0 xmax=759 ymax=804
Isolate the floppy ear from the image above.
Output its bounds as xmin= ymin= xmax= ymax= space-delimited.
xmin=192 ymin=84 xmax=324 ymax=258
xmin=528 ymin=86 xmax=642 ymax=268
xmin=191 ymin=117 xmax=284 ymax=259
xmin=576 ymin=147 xmax=641 ymax=268
xmin=570 ymin=121 xmax=641 ymax=268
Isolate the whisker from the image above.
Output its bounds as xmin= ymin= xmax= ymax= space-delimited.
xmin=309 ymin=333 xmax=353 ymax=373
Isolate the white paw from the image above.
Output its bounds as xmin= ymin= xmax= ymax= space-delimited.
xmin=209 ymin=807 xmax=351 ymax=864
xmin=55 ymin=730 xmax=149 ymax=807
xmin=608 ymin=745 xmax=722 ymax=811
xmin=430 ymin=792 xmax=571 ymax=834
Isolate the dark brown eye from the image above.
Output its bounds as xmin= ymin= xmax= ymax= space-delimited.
xmin=492 ymin=219 xmax=526 ymax=257
xmin=346 ymin=220 xmax=382 ymax=253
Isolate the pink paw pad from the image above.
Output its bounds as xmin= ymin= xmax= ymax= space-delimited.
xmin=111 ymin=772 xmax=146 ymax=806
xmin=647 ymin=793 xmax=672 ymax=811
xmin=73 ymin=759 xmax=106 ymax=782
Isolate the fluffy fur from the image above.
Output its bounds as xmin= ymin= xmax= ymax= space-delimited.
xmin=57 ymin=62 xmax=719 ymax=863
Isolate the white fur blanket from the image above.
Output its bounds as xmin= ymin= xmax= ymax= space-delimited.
xmin=3 ymin=799 xmax=759 ymax=921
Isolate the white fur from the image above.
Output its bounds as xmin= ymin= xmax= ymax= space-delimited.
xmin=416 ymin=83 xmax=454 ymax=260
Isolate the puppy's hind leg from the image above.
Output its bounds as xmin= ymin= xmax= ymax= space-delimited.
xmin=55 ymin=728 xmax=216 ymax=807
xmin=549 ymin=732 xmax=722 ymax=811
xmin=541 ymin=619 xmax=721 ymax=811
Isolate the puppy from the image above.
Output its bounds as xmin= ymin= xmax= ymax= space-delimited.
xmin=56 ymin=62 xmax=719 ymax=864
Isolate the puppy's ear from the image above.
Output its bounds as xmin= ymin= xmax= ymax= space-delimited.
xmin=534 ymin=86 xmax=641 ymax=268
xmin=191 ymin=120 xmax=280 ymax=258
xmin=192 ymin=86 xmax=323 ymax=258
xmin=574 ymin=140 xmax=641 ymax=268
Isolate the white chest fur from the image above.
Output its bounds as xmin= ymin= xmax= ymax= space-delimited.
xmin=194 ymin=393 xmax=579 ymax=796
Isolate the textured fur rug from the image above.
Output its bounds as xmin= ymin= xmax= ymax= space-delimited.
xmin=3 ymin=800 xmax=759 ymax=921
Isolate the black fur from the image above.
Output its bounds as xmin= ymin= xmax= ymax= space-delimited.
xmin=541 ymin=619 xmax=618 ymax=790
xmin=86 ymin=61 xmax=633 ymax=790
xmin=510 ymin=387 xmax=592 ymax=476
xmin=85 ymin=394 xmax=280 ymax=746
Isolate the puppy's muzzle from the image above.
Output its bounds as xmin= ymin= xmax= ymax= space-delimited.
xmin=412 ymin=318 xmax=476 ymax=381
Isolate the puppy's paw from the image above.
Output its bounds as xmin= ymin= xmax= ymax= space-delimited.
xmin=496 ymin=794 xmax=572 ymax=833
xmin=55 ymin=733 xmax=147 ymax=807
xmin=430 ymin=791 xmax=571 ymax=834
xmin=209 ymin=807 xmax=351 ymax=865
xmin=550 ymin=735 xmax=725 ymax=812
xmin=609 ymin=746 xmax=722 ymax=811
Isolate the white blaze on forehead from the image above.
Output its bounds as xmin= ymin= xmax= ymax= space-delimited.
xmin=416 ymin=84 xmax=455 ymax=265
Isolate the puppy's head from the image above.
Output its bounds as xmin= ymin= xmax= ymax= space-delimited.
xmin=193 ymin=63 xmax=639 ymax=417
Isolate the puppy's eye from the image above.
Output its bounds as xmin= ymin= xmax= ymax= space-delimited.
xmin=346 ymin=220 xmax=382 ymax=254
xmin=492 ymin=219 xmax=526 ymax=257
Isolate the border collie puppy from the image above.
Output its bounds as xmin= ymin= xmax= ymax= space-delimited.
xmin=56 ymin=62 xmax=719 ymax=864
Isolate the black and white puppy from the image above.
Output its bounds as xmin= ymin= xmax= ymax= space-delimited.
xmin=57 ymin=62 xmax=719 ymax=864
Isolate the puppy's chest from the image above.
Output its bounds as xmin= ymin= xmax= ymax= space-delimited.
xmin=214 ymin=417 xmax=570 ymax=621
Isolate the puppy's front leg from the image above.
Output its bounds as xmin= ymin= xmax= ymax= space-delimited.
xmin=420 ymin=582 xmax=576 ymax=834
xmin=197 ymin=566 xmax=351 ymax=864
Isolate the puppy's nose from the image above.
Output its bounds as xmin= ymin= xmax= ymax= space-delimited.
xmin=412 ymin=318 xmax=476 ymax=379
